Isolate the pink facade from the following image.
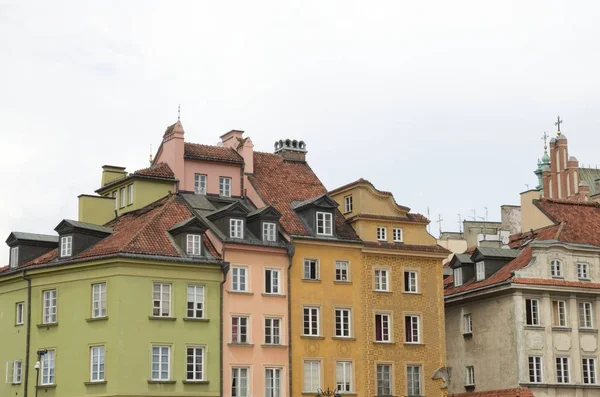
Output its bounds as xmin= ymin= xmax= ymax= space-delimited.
xmin=182 ymin=160 xmax=242 ymax=196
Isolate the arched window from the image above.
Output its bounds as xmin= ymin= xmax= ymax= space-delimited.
xmin=550 ymin=259 xmax=563 ymax=278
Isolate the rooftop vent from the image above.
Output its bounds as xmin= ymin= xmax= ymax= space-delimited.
xmin=274 ymin=139 xmax=307 ymax=162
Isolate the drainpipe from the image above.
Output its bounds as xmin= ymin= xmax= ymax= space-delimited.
xmin=21 ymin=271 xmax=32 ymax=397
xmin=220 ymin=248 xmax=230 ymax=397
xmin=286 ymin=243 xmax=295 ymax=397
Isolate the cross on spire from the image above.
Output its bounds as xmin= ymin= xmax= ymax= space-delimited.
xmin=542 ymin=131 xmax=549 ymax=150
xmin=555 ymin=115 xmax=563 ymax=134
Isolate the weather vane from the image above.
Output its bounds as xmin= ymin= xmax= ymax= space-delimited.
xmin=178 ymin=104 xmax=181 ymax=121
xmin=555 ymin=115 xmax=563 ymax=134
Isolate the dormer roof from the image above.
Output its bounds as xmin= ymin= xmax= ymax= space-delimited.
xmin=55 ymin=219 xmax=113 ymax=236
xmin=206 ymin=201 xmax=250 ymax=221
xmin=247 ymin=205 xmax=281 ymax=220
xmin=6 ymin=232 xmax=58 ymax=247
xmin=291 ymin=194 xmax=338 ymax=211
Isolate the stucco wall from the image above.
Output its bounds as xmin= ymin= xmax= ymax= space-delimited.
xmin=183 ymin=160 xmax=242 ymax=197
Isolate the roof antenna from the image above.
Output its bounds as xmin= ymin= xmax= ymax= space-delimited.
xmin=458 ymin=214 xmax=463 ymax=233
xmin=436 ymin=214 xmax=443 ymax=236
xmin=178 ymin=104 xmax=181 ymax=121
xmin=149 ymin=144 xmax=153 ymax=165
xmin=427 ymin=207 xmax=431 ymax=233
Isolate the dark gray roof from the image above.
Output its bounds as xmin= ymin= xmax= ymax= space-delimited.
xmin=61 ymin=220 xmax=113 ymax=234
xmin=291 ymin=193 xmax=329 ymax=210
xmin=169 ymin=217 xmax=197 ymax=231
xmin=247 ymin=206 xmax=272 ymax=217
xmin=455 ymin=254 xmax=474 ymax=264
xmin=476 ymin=247 xmax=521 ymax=259
xmin=11 ymin=232 xmax=58 ymax=243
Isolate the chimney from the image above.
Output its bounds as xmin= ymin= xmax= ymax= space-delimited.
xmin=158 ymin=121 xmax=185 ymax=186
xmin=101 ymin=165 xmax=127 ymax=187
xmin=274 ymin=139 xmax=307 ymax=162
xmin=221 ymin=130 xmax=254 ymax=174
xmin=579 ymin=182 xmax=591 ymax=201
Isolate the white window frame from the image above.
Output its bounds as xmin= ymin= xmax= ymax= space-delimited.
xmin=112 ymin=190 xmax=117 ymax=210
xmin=526 ymin=298 xmax=541 ymax=326
xmin=344 ymin=195 xmax=353 ymax=213
xmin=336 ymin=361 xmax=353 ymax=393
xmin=219 ymin=176 xmax=232 ymax=197
xmin=265 ymin=367 xmax=282 ymax=397
xmin=335 ymin=308 xmax=352 ymax=337
xmin=583 ymin=357 xmax=597 ymax=385
xmin=551 ymin=259 xmax=563 ymax=277
xmin=194 ymin=174 xmax=207 ymax=195
xmin=10 ymin=246 xmax=18 ymax=268
xmin=60 ymin=236 xmax=72 ymax=257
xmin=92 ymin=283 xmax=107 ymax=318
xmin=393 ymin=227 xmax=403 ymax=242
xmin=407 ymin=365 xmax=422 ymax=396
xmin=265 ymin=268 xmax=281 ymax=294
xmin=375 ymin=313 xmax=391 ymax=342
xmin=120 ymin=186 xmax=126 ymax=208
xmin=303 ymin=259 xmax=320 ymax=281
xmin=465 ymin=366 xmax=475 ymax=386
xmin=303 ymin=360 xmax=321 ymax=393
xmin=264 ymin=317 xmax=281 ymax=345
xmin=579 ymin=302 xmax=594 ymax=329
xmin=453 ymin=267 xmax=463 ymax=287
xmin=476 ymin=261 xmax=485 ymax=281
xmin=128 ymin=184 xmax=134 ymax=205
xmin=152 ymin=283 xmax=171 ymax=317
xmin=186 ymin=234 xmax=202 ymax=256
xmin=16 ymin=302 xmax=24 ymax=325
xmin=303 ymin=306 xmax=320 ymax=336
xmin=231 ymin=266 xmax=248 ymax=292
xmin=231 ymin=367 xmax=249 ymax=397
xmin=186 ymin=346 xmax=205 ymax=381
xmin=90 ymin=346 xmax=105 ymax=382
xmin=578 ymin=262 xmax=590 ymax=280
xmin=556 ymin=357 xmax=570 ymax=384
xmin=262 ymin=222 xmax=277 ymax=242
xmin=316 ymin=211 xmax=333 ymax=236
xmin=405 ymin=315 xmax=421 ymax=344
xmin=404 ymin=270 xmax=418 ymax=293
xmin=43 ymin=289 xmax=57 ymax=324
xmin=230 ymin=218 xmax=244 ymax=239
xmin=528 ymin=356 xmax=543 ymax=383
xmin=553 ymin=300 xmax=568 ymax=327
xmin=376 ymin=364 xmax=392 ymax=396
xmin=40 ymin=350 xmax=55 ymax=385
xmin=374 ymin=268 xmax=389 ymax=292
xmin=335 ymin=261 xmax=349 ymax=282
xmin=231 ymin=316 xmax=249 ymax=343
xmin=187 ymin=285 xmax=205 ymax=319
xmin=377 ymin=226 xmax=387 ymax=241
xmin=11 ymin=360 xmax=23 ymax=384
xmin=151 ymin=345 xmax=171 ymax=381
xmin=464 ymin=313 xmax=472 ymax=334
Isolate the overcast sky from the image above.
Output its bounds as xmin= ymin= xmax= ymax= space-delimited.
xmin=2 ymin=0 xmax=600 ymax=263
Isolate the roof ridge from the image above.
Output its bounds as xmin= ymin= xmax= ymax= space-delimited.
xmin=541 ymin=198 xmax=600 ymax=207
xmin=554 ymin=221 xmax=566 ymax=240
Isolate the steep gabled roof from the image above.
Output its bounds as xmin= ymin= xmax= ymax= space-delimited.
xmin=184 ymin=142 xmax=243 ymax=164
xmin=328 ymin=178 xmax=411 ymax=212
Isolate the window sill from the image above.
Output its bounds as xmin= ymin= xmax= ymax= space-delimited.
xmin=262 ymin=293 xmax=286 ymax=298
xmin=262 ymin=344 xmax=287 ymax=348
xmin=404 ymin=342 xmax=425 ymax=346
xmin=524 ymin=325 xmax=543 ymax=330
xmin=552 ymin=326 xmax=572 ymax=332
xmin=182 ymin=380 xmax=209 ymax=384
xmin=15 ymin=323 xmax=24 ymax=327
xmin=36 ymin=384 xmax=56 ymax=389
xmin=374 ymin=290 xmax=392 ymax=293
xmin=301 ymin=335 xmax=325 ymax=340
xmin=578 ymin=278 xmax=591 ymax=281
xmin=84 ymin=381 xmax=107 ymax=386
xmin=86 ymin=316 xmax=108 ymax=322
xmin=332 ymin=336 xmax=356 ymax=341
xmin=403 ymin=291 xmax=421 ymax=295
xmin=148 ymin=380 xmax=176 ymax=384
xmin=551 ymin=276 xmax=565 ymax=279
xmin=227 ymin=343 xmax=254 ymax=347
xmin=579 ymin=328 xmax=598 ymax=333
xmin=373 ymin=341 xmax=395 ymax=345
xmin=37 ymin=323 xmax=58 ymax=329
xmin=183 ymin=318 xmax=210 ymax=322
xmin=148 ymin=316 xmax=177 ymax=321
xmin=227 ymin=291 xmax=254 ymax=296
xmin=463 ymin=332 xmax=473 ymax=338
xmin=11 ymin=382 xmax=22 ymax=386
xmin=334 ymin=281 xmax=352 ymax=285
xmin=302 ymin=279 xmax=321 ymax=283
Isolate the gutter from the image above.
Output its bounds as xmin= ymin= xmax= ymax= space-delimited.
xmin=286 ymin=243 xmax=295 ymax=397
xmin=21 ymin=271 xmax=32 ymax=397
xmin=444 ymin=280 xmax=513 ymax=302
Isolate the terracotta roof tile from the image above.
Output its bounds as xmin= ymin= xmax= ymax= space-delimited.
xmin=346 ymin=213 xmax=429 ymax=224
xmin=450 ymin=387 xmax=533 ymax=397
xmin=364 ymin=241 xmax=451 ymax=254
xmin=184 ymin=142 xmax=243 ymax=164
xmin=133 ymin=162 xmax=175 ymax=179
xmin=534 ymin=199 xmax=600 ymax=246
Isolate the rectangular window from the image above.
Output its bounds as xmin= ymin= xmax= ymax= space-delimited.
xmin=43 ymin=289 xmax=57 ymax=324
xmin=232 ymin=367 xmax=249 ymax=397
xmin=16 ymin=302 xmax=24 ymax=325
xmin=194 ymin=174 xmax=207 ymax=195
xmin=265 ymin=368 xmax=281 ymax=397
xmin=113 ymin=191 xmax=117 ymax=210
xmin=92 ymin=283 xmax=107 ymax=318
xmin=40 ymin=350 xmax=55 ymax=385
xmin=335 ymin=308 xmax=352 ymax=337
xmin=304 ymin=259 xmax=319 ymax=280
xmin=375 ymin=269 xmax=389 ymax=291
xmin=393 ymin=227 xmax=403 ymax=242
xmin=335 ymin=261 xmax=349 ymax=282
xmin=578 ymin=262 xmax=590 ymax=279
xmin=10 ymin=246 xmax=18 ymax=268
xmin=265 ymin=269 xmax=280 ymax=294
xmin=152 ymin=283 xmax=171 ymax=317
xmin=453 ymin=267 xmax=463 ymax=287
xmin=476 ymin=261 xmax=485 ymax=281
xmin=466 ymin=366 xmax=475 ymax=386
xmin=316 ymin=212 xmax=333 ymax=236
xmin=90 ymin=346 xmax=105 ymax=382
xmin=336 ymin=361 xmax=353 ymax=393
xmin=579 ymin=302 xmax=594 ymax=328
xmin=404 ymin=271 xmax=418 ymax=293
xmin=526 ymin=299 xmax=540 ymax=326
xmin=583 ymin=358 xmax=597 ymax=384
xmin=60 ymin=236 xmax=72 ymax=257
xmin=552 ymin=300 xmax=567 ymax=327
xmin=232 ymin=267 xmax=248 ymax=292
xmin=151 ymin=346 xmax=170 ymax=381
xmin=377 ymin=226 xmax=387 ymax=241
xmin=344 ymin=195 xmax=353 ymax=213
xmin=128 ymin=184 xmax=134 ymax=205
xmin=186 ymin=234 xmax=202 ymax=255
xmin=556 ymin=357 xmax=569 ymax=383
xmin=232 ymin=316 xmax=249 ymax=343
xmin=407 ymin=365 xmax=422 ymax=396
xmin=375 ymin=313 xmax=391 ymax=342
xmin=12 ymin=360 xmax=22 ymax=384
xmin=376 ymin=364 xmax=392 ymax=396
xmin=405 ymin=315 xmax=420 ymax=343
xmin=187 ymin=285 xmax=205 ymax=319
xmin=219 ymin=177 xmax=232 ymax=197
xmin=265 ymin=318 xmax=281 ymax=345
xmin=464 ymin=313 xmax=472 ymax=334
xmin=551 ymin=259 xmax=563 ymax=277
xmin=303 ymin=307 xmax=320 ymax=336
xmin=186 ymin=346 xmax=205 ymax=381
xmin=303 ymin=360 xmax=321 ymax=392
xmin=263 ymin=222 xmax=277 ymax=242
xmin=528 ymin=356 xmax=543 ymax=383
xmin=120 ymin=187 xmax=126 ymax=208
xmin=230 ymin=218 xmax=244 ymax=239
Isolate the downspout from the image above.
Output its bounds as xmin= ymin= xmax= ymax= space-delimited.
xmin=21 ymin=271 xmax=32 ymax=397
xmin=220 ymin=247 xmax=230 ymax=397
xmin=286 ymin=243 xmax=295 ymax=397
xmin=240 ymin=162 xmax=245 ymax=198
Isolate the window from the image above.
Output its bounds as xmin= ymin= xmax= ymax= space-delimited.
xmin=476 ymin=262 xmax=485 ymax=281
xmin=60 ymin=236 xmax=72 ymax=257
xmin=336 ymin=361 xmax=353 ymax=393
xmin=186 ymin=346 xmax=205 ymax=381
xmin=265 ymin=368 xmax=281 ymax=397
xmin=152 ymin=283 xmax=171 ymax=317
xmin=43 ymin=289 xmax=57 ymax=324
xmin=528 ymin=356 xmax=543 ymax=383
xmin=187 ymin=285 xmax=205 ymax=319
xmin=393 ymin=227 xmax=403 ymax=242
xmin=231 ymin=367 xmax=249 ymax=397
xmin=556 ymin=357 xmax=569 ymax=383
xmin=230 ymin=218 xmax=244 ymax=239
xmin=453 ymin=267 xmax=463 ymax=287
xmin=377 ymin=227 xmax=387 ymax=241
xmin=376 ymin=364 xmax=392 ymax=396
xmin=583 ymin=358 xmax=597 ymax=384
xmin=551 ymin=259 xmax=563 ymax=277
xmin=232 ymin=316 xmax=249 ymax=343
xmin=405 ymin=315 xmax=420 ymax=343
xmin=552 ymin=300 xmax=567 ymax=327
xmin=404 ymin=271 xmax=417 ymax=293
xmin=90 ymin=346 xmax=105 ymax=382
xmin=374 ymin=269 xmax=389 ymax=291
xmin=128 ymin=184 xmax=134 ymax=205
xmin=10 ymin=246 xmax=18 ymax=268
xmin=578 ymin=262 xmax=590 ymax=279
xmin=263 ymin=222 xmax=277 ymax=242
xmin=120 ymin=187 xmax=126 ymax=208
xmin=579 ymin=302 xmax=594 ymax=328
xmin=40 ymin=350 xmax=55 ymax=385
xmin=151 ymin=346 xmax=170 ymax=381
xmin=186 ymin=234 xmax=202 ymax=256
xmin=112 ymin=191 xmax=117 ymax=210
xmin=335 ymin=261 xmax=349 ymax=282
xmin=303 ymin=360 xmax=321 ymax=392
xmin=303 ymin=307 xmax=320 ymax=336
xmin=316 ymin=212 xmax=333 ymax=236
xmin=265 ymin=269 xmax=280 ymax=294
xmin=304 ymin=259 xmax=319 ymax=280
xmin=335 ymin=308 xmax=352 ymax=337
xmin=11 ymin=360 xmax=22 ymax=384
xmin=375 ymin=313 xmax=391 ymax=342
xmin=465 ymin=366 xmax=475 ymax=386
xmin=219 ymin=177 xmax=232 ymax=197
xmin=92 ymin=283 xmax=107 ymax=318
xmin=407 ymin=365 xmax=422 ymax=396
xmin=194 ymin=174 xmax=207 ymax=195
xmin=344 ymin=195 xmax=353 ymax=213
xmin=526 ymin=298 xmax=540 ymax=326
xmin=265 ymin=318 xmax=281 ymax=345
xmin=16 ymin=302 xmax=24 ymax=325
xmin=231 ymin=267 xmax=248 ymax=292
xmin=464 ymin=313 xmax=472 ymax=334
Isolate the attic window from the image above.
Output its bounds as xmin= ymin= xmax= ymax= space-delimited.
xmin=377 ymin=227 xmax=387 ymax=241
xmin=60 ymin=236 xmax=73 ymax=257
xmin=194 ymin=174 xmax=207 ymax=195
xmin=219 ymin=177 xmax=232 ymax=197
xmin=453 ymin=267 xmax=463 ymax=287
xmin=263 ymin=222 xmax=277 ymax=242
xmin=230 ymin=219 xmax=244 ymax=239
xmin=316 ymin=212 xmax=333 ymax=236
xmin=186 ymin=234 xmax=201 ymax=256
xmin=476 ymin=262 xmax=485 ymax=281
xmin=10 ymin=247 xmax=18 ymax=268
xmin=550 ymin=259 xmax=563 ymax=278
xmin=344 ymin=195 xmax=353 ymax=213
xmin=393 ymin=228 xmax=403 ymax=242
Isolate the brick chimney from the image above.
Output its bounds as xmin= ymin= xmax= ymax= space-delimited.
xmin=101 ymin=165 xmax=127 ymax=186
xmin=274 ymin=139 xmax=307 ymax=162
xmin=221 ymin=130 xmax=254 ymax=174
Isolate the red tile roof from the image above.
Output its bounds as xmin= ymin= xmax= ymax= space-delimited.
xmin=364 ymin=241 xmax=451 ymax=254
xmin=534 ymin=199 xmax=600 ymax=246
xmin=184 ymin=142 xmax=243 ymax=164
xmin=450 ymin=387 xmax=533 ymax=397
xmin=133 ymin=162 xmax=175 ymax=179
xmin=513 ymin=278 xmax=600 ymax=289
xmin=249 ymin=151 xmax=359 ymax=240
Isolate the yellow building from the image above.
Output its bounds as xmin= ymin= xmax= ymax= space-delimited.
xmin=330 ymin=179 xmax=450 ymax=397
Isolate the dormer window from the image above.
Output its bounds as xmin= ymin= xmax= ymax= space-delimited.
xmin=195 ymin=174 xmax=207 ymax=195
xmin=219 ymin=177 xmax=232 ymax=197
xmin=60 ymin=236 xmax=72 ymax=257
xmin=344 ymin=195 xmax=353 ymax=213
xmin=316 ymin=212 xmax=333 ymax=236
xmin=476 ymin=262 xmax=485 ymax=281
xmin=186 ymin=234 xmax=201 ymax=255
xmin=453 ymin=267 xmax=463 ymax=287
xmin=120 ymin=187 xmax=126 ymax=208
xmin=551 ymin=259 xmax=563 ymax=278
xmin=377 ymin=227 xmax=387 ymax=241
xmin=230 ymin=219 xmax=244 ymax=239
xmin=10 ymin=247 xmax=18 ymax=268
xmin=393 ymin=228 xmax=403 ymax=242
xmin=263 ymin=222 xmax=277 ymax=242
